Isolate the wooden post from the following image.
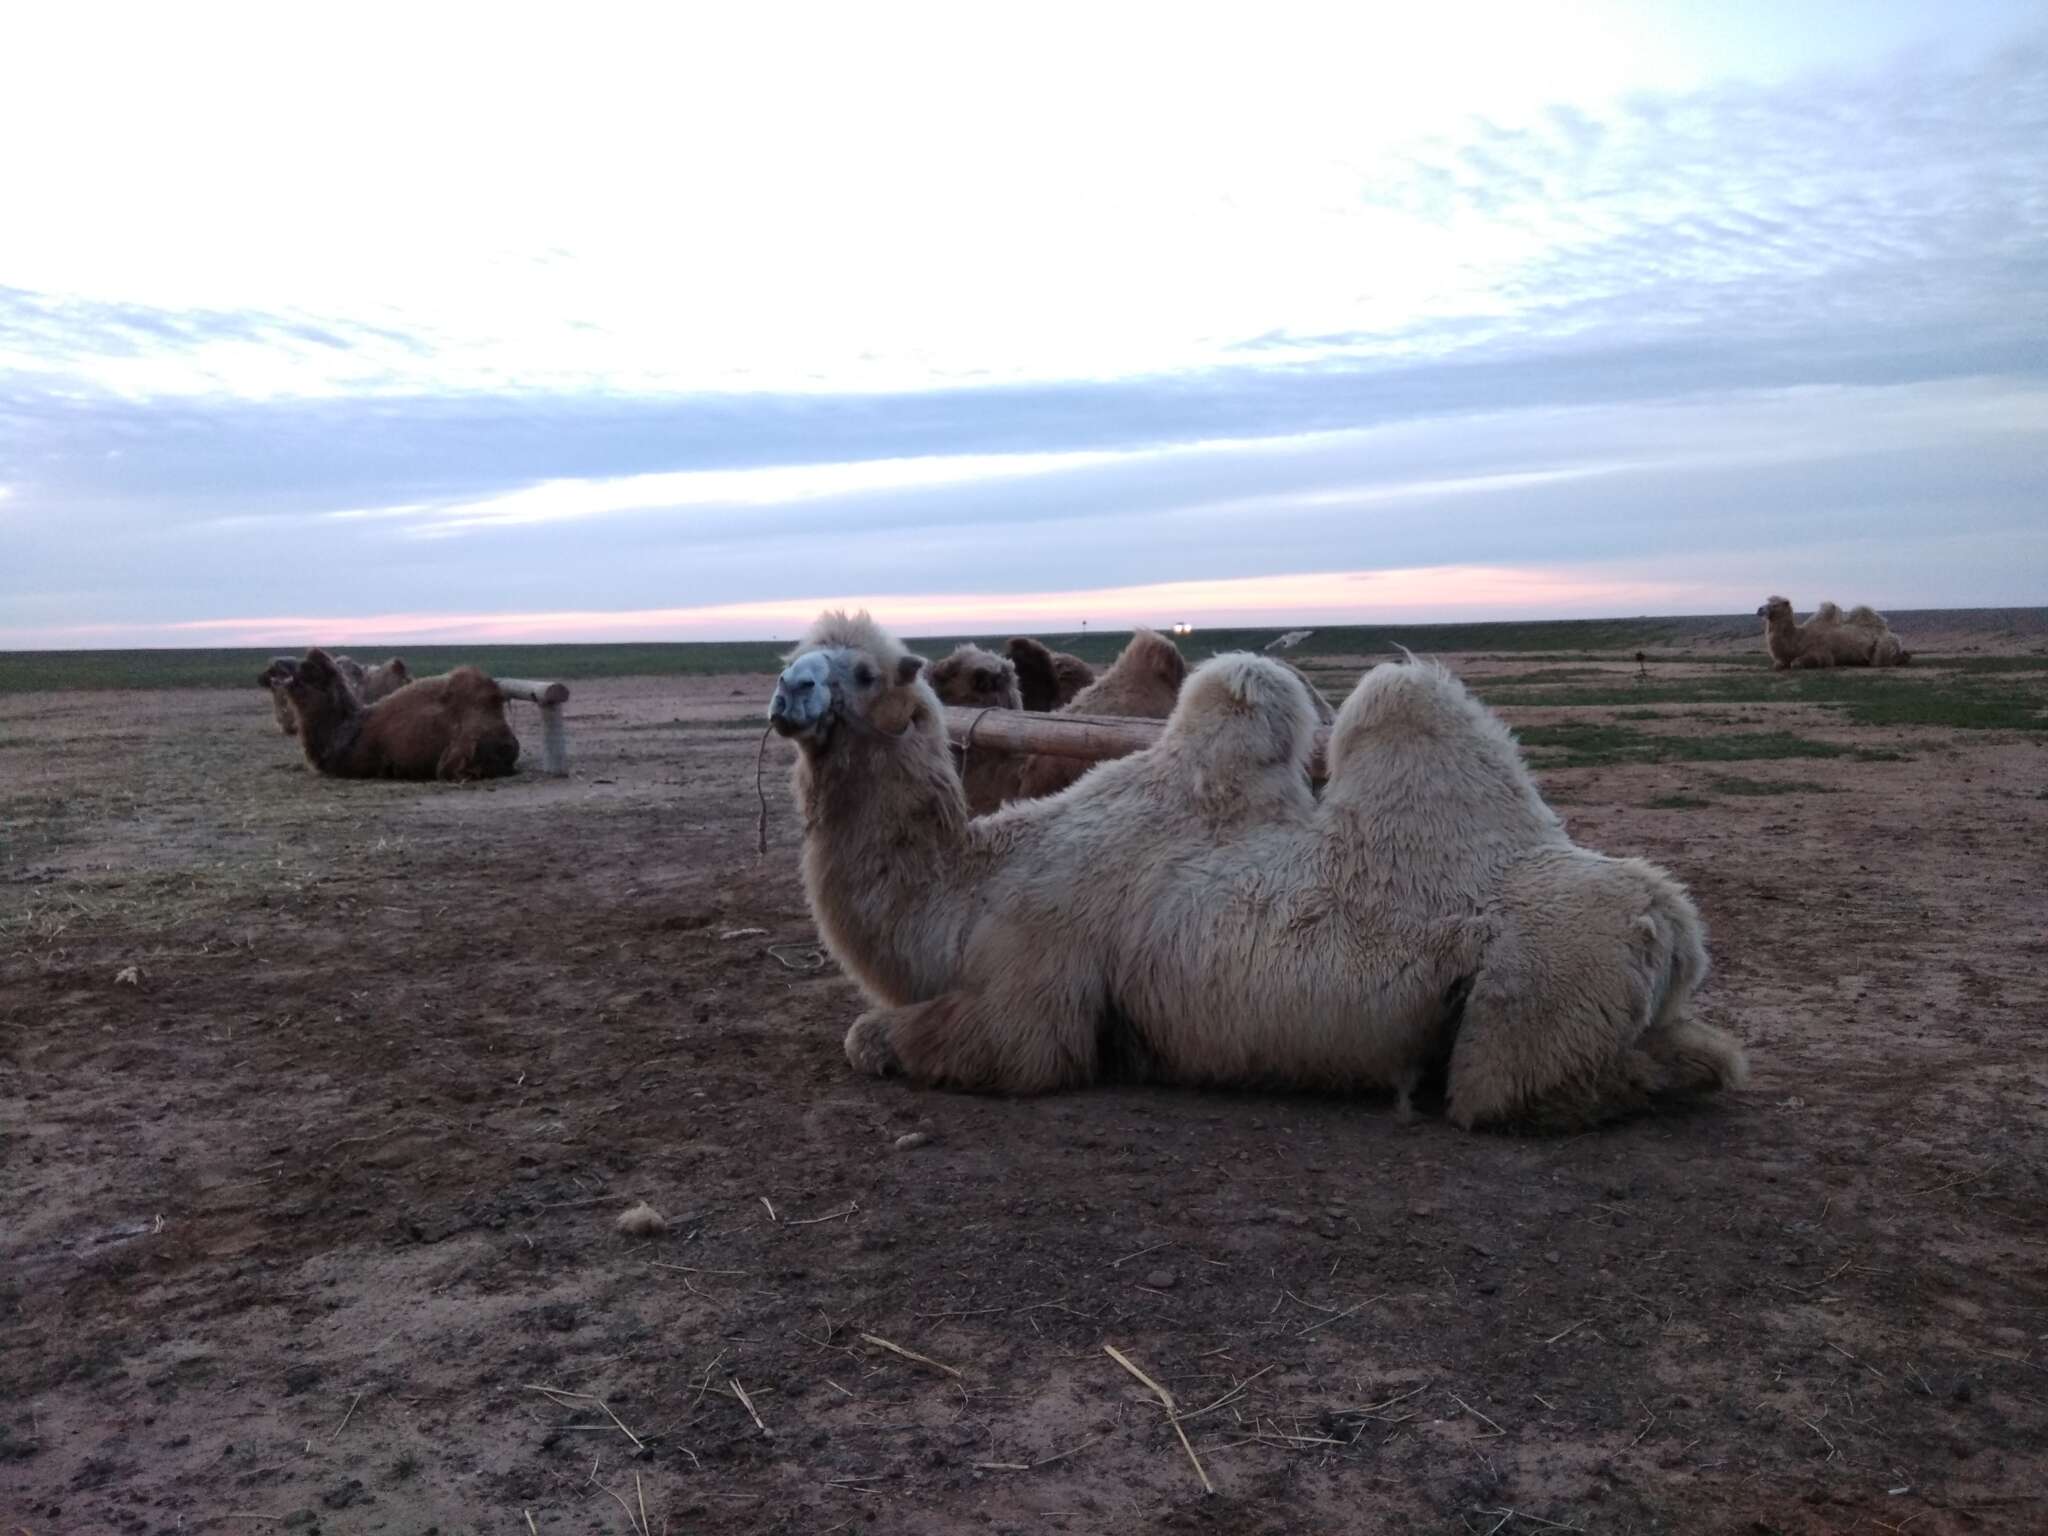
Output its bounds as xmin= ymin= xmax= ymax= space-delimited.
xmin=496 ymin=678 xmax=572 ymax=776
xmin=941 ymin=706 xmax=1332 ymax=781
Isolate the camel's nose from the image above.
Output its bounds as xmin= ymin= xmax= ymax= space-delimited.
xmin=770 ymin=651 xmax=833 ymax=733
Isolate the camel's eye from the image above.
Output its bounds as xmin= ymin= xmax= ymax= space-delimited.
xmin=853 ymin=663 xmax=876 ymax=687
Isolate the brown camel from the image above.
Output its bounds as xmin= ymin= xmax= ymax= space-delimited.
xmin=272 ymin=648 xmax=519 ymax=780
xmin=1005 ymin=636 xmax=1096 ymax=712
xmin=260 ymin=653 xmax=411 ymax=735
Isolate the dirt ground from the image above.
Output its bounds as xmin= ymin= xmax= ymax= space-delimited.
xmin=3 ymin=640 xmax=2045 ymax=1536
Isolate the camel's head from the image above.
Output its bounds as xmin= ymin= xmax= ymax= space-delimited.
xmin=1758 ymin=595 xmax=1792 ymax=621
xmin=770 ymin=611 xmax=930 ymax=750
xmin=281 ymin=646 xmax=360 ymax=719
xmin=359 ymin=657 xmax=411 ymax=701
xmin=926 ymin=644 xmax=1021 ymax=712
xmin=257 ymin=657 xmax=298 ymax=690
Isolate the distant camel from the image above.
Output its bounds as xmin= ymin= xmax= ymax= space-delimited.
xmin=1758 ymin=597 xmax=1909 ymax=669
xmin=271 ymin=648 xmax=519 ymax=780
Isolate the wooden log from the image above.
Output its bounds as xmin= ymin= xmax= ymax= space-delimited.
xmin=495 ymin=678 xmax=571 ymax=708
xmin=495 ymin=678 xmax=571 ymax=775
xmin=941 ymin=706 xmax=1332 ymax=780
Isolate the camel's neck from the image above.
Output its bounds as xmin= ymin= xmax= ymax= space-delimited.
xmin=795 ymin=716 xmax=970 ymax=1007
xmin=295 ymin=695 xmax=364 ymax=771
xmin=1766 ymin=612 xmax=1800 ymax=642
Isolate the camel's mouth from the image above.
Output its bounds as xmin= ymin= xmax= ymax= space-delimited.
xmin=769 ymin=651 xmax=839 ymax=744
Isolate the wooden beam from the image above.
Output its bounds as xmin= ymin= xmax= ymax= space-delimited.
xmin=941 ymin=705 xmax=1332 ymax=780
xmin=495 ymin=678 xmax=571 ymax=775
xmin=496 ymin=678 xmax=571 ymax=707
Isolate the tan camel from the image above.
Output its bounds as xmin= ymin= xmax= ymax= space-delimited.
xmin=1013 ymin=629 xmax=1190 ymax=799
xmin=1758 ymin=597 xmax=1910 ymax=669
xmin=768 ymin=611 xmax=1745 ymax=1131
xmin=925 ymin=643 xmax=1028 ymax=815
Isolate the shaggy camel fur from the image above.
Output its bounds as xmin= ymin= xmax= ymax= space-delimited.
xmin=1005 ymin=636 xmax=1096 ymax=712
xmin=769 ymin=612 xmax=1746 ymax=1130
xmin=1013 ymin=629 xmax=1190 ymax=799
xmin=1759 ymin=596 xmax=1910 ymax=669
xmin=926 ymin=643 xmax=1028 ymax=815
xmin=275 ymin=648 xmax=519 ymax=780
xmin=260 ymin=654 xmax=411 ymax=736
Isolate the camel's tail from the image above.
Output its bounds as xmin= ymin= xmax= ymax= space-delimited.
xmin=1445 ymin=848 xmax=1744 ymax=1132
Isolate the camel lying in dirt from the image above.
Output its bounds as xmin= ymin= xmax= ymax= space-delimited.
xmin=260 ymin=654 xmax=410 ymax=735
xmin=925 ymin=643 xmax=1028 ymax=815
xmin=1005 ymin=636 xmax=1095 ymax=712
xmin=1758 ymin=596 xmax=1909 ymax=669
xmin=271 ymin=648 xmax=519 ymax=780
xmin=769 ymin=611 xmax=1745 ymax=1130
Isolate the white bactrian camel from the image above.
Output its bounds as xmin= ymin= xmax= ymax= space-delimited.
xmin=768 ymin=611 xmax=1746 ymax=1131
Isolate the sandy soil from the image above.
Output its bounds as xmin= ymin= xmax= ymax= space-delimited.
xmin=2 ymin=651 xmax=2044 ymax=1536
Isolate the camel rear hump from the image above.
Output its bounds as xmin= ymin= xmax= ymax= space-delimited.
xmin=1321 ymin=658 xmax=1561 ymax=850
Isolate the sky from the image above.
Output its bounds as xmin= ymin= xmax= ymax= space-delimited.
xmin=2 ymin=0 xmax=2043 ymax=647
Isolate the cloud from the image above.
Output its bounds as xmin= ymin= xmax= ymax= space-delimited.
xmin=1 ymin=21 xmax=2043 ymax=643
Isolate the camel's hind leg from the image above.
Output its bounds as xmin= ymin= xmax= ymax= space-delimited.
xmin=1445 ymin=850 xmax=1730 ymax=1131
xmin=846 ymin=984 xmax=1097 ymax=1095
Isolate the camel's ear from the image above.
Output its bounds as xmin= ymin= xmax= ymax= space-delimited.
xmin=896 ymin=654 xmax=927 ymax=686
xmin=389 ymin=658 xmax=410 ymax=678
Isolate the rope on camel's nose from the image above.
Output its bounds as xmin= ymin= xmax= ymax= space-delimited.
xmin=960 ymin=706 xmax=993 ymax=787
xmin=755 ymin=722 xmax=774 ymax=857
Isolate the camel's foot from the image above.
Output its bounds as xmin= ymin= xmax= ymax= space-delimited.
xmin=844 ymin=1013 xmax=901 ymax=1078
xmin=843 ymin=990 xmax=1085 ymax=1093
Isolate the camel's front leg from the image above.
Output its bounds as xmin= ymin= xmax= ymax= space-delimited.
xmin=845 ymin=988 xmax=1092 ymax=1095
xmin=436 ymin=735 xmax=479 ymax=780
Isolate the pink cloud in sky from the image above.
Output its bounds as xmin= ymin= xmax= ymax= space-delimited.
xmin=3 ymin=563 xmax=1721 ymax=650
